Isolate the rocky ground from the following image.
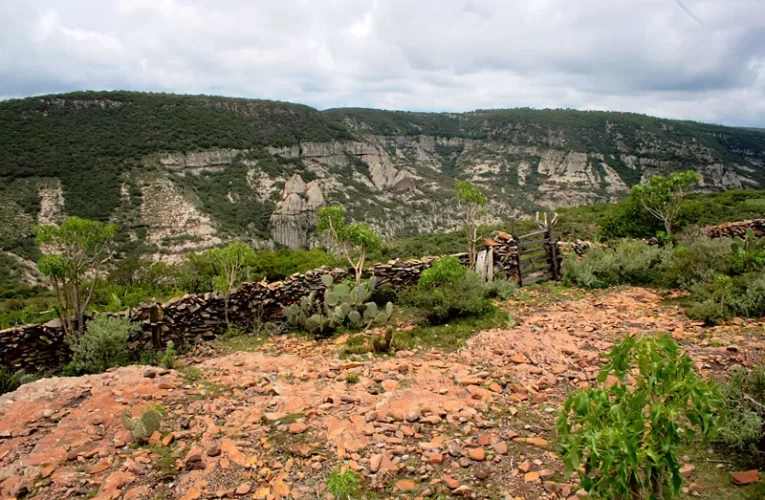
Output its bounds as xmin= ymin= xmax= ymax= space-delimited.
xmin=1 ymin=287 xmax=763 ymax=500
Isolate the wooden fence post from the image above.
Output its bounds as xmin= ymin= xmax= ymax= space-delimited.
xmin=150 ymin=303 xmax=162 ymax=349
xmin=549 ymin=225 xmax=559 ymax=281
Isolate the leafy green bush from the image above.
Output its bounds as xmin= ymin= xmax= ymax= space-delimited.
xmin=484 ymin=278 xmax=517 ymax=300
xmin=403 ymin=271 xmax=494 ymax=325
xmin=68 ymin=316 xmax=135 ymax=374
xmin=562 ymin=240 xmax=668 ymax=289
xmin=419 ymin=257 xmax=466 ymax=288
xmin=717 ymin=365 xmax=765 ymax=453
xmin=558 ymin=334 xmax=722 ymax=499
xmin=686 ymin=270 xmax=765 ymax=324
xmin=658 ymin=237 xmax=735 ymax=289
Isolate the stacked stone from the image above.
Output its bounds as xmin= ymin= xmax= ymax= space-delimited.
xmin=706 ymin=219 xmax=765 ymax=239
xmin=0 ymin=250 xmax=525 ymax=373
xmin=0 ymin=320 xmax=70 ymax=372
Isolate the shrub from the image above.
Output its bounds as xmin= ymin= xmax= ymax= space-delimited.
xmin=326 ymin=468 xmax=361 ymax=500
xmin=717 ymin=365 xmax=765 ymax=453
xmin=403 ymin=271 xmax=494 ymax=325
xmin=68 ymin=316 xmax=134 ymax=374
xmin=562 ymin=240 xmax=668 ymax=289
xmin=658 ymin=237 xmax=735 ymax=289
xmin=557 ymin=334 xmax=722 ymax=500
xmin=484 ymin=278 xmax=517 ymax=300
xmin=419 ymin=257 xmax=466 ymax=288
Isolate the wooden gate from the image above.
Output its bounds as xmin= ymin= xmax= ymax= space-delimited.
xmin=516 ymin=226 xmax=559 ymax=287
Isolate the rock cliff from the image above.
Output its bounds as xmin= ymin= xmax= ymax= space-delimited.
xmin=0 ymin=92 xmax=764 ymax=261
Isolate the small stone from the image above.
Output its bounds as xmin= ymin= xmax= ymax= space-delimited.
xmin=524 ymin=471 xmax=541 ymax=483
xmin=679 ymin=464 xmax=696 ymax=478
xmin=468 ymin=448 xmax=485 ymax=461
xmin=206 ymin=444 xmax=221 ymax=457
xmin=689 ymin=483 xmax=703 ymax=493
xmin=474 ymin=464 xmax=490 ymax=480
xmin=429 ymin=453 xmax=443 ymax=464
xmin=288 ymin=422 xmax=308 ymax=434
xmin=370 ymin=454 xmax=382 ymax=473
xmin=143 ymin=368 xmax=157 ymax=378
xmin=235 ymin=482 xmax=252 ymax=495
xmin=453 ymin=485 xmax=475 ymax=496
xmin=443 ymin=475 xmax=460 ymax=489
xmin=731 ymin=470 xmax=759 ymax=485
xmin=493 ymin=442 xmax=509 ymax=455
xmin=395 ymin=479 xmax=416 ymax=492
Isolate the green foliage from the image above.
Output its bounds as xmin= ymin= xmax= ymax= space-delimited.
xmin=484 ymin=278 xmax=518 ymax=300
xmin=731 ymin=228 xmax=765 ymax=273
xmin=454 ymin=181 xmax=486 ymax=206
xmin=284 ymin=275 xmax=393 ymax=337
xmin=599 ymin=196 xmax=664 ymax=240
xmin=418 ymin=257 xmax=466 ymax=288
xmin=0 ymin=368 xmax=37 ymax=396
xmin=160 ymin=341 xmax=177 ymax=370
xmin=557 ymin=334 xmax=722 ymax=499
xmin=121 ymin=406 xmax=163 ymax=444
xmin=717 ymin=365 xmax=765 ymax=453
xmin=0 ymin=91 xmax=350 ymax=221
xmin=317 ymin=204 xmax=380 ymax=283
xmin=326 ymin=468 xmax=361 ymax=500
xmin=685 ymin=271 xmax=765 ymax=324
xmin=68 ymin=316 xmax=134 ymax=374
xmin=35 ymin=216 xmax=118 ymax=334
xmin=629 ymin=170 xmax=701 ymax=234
xmin=403 ymin=271 xmax=494 ymax=326
xmin=344 ymin=372 xmax=359 ymax=384
xmin=658 ymin=237 xmax=735 ymax=289
xmin=454 ymin=181 xmax=488 ymax=270
xmin=562 ymin=240 xmax=669 ymax=289
xmin=206 ymin=242 xmax=256 ymax=325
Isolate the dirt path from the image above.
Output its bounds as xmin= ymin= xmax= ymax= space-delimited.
xmin=1 ymin=288 xmax=762 ymax=499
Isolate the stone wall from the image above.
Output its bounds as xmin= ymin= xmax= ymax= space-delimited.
xmin=705 ymin=219 xmax=765 ymax=239
xmin=0 ymin=238 xmax=525 ymax=373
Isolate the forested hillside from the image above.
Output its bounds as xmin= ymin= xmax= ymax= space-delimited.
xmin=1 ymin=91 xmax=764 ymax=269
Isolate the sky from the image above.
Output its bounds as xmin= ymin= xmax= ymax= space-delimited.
xmin=1 ymin=0 xmax=764 ymax=126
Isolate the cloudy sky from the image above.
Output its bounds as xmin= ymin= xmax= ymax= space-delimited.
xmin=1 ymin=0 xmax=764 ymax=126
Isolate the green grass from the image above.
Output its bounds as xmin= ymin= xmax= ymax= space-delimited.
xmin=219 ymin=331 xmax=270 ymax=352
xmin=394 ymin=306 xmax=509 ymax=351
xmin=679 ymin=446 xmax=765 ymax=499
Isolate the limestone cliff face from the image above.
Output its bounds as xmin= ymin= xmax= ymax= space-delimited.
xmin=269 ymin=174 xmax=325 ymax=249
xmin=123 ymin=131 xmax=762 ymax=257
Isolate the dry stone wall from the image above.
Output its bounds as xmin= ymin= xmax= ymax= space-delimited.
xmin=0 ymin=248 xmax=515 ymax=373
xmin=0 ymin=224 xmax=641 ymax=373
xmin=705 ymin=219 xmax=765 ymax=239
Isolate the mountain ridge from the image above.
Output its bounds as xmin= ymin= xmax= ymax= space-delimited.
xmin=1 ymin=91 xmax=763 ymax=264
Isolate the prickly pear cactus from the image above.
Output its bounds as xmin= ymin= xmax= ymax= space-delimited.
xmin=121 ymin=408 xmax=163 ymax=444
xmin=283 ymin=277 xmax=395 ymax=337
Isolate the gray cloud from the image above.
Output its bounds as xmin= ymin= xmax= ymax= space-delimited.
xmin=1 ymin=0 xmax=764 ymax=126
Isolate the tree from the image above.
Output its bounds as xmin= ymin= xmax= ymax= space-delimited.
xmin=206 ymin=242 xmax=255 ymax=327
xmin=557 ymin=334 xmax=722 ymax=500
xmin=454 ymin=181 xmax=487 ymax=270
xmin=35 ymin=216 xmax=117 ymax=335
xmin=316 ymin=205 xmax=380 ymax=284
xmin=629 ymin=171 xmax=701 ymax=236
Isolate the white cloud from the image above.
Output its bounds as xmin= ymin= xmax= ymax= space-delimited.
xmin=1 ymin=0 xmax=764 ymax=126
